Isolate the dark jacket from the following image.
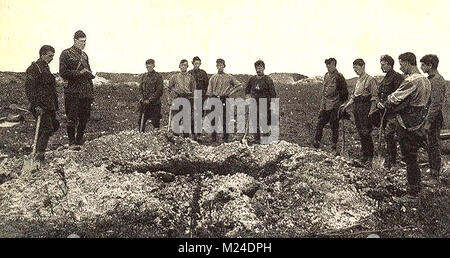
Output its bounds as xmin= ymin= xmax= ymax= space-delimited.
xmin=59 ymin=46 xmax=95 ymax=99
xmin=25 ymin=59 xmax=58 ymax=111
xmin=139 ymin=71 xmax=164 ymax=105
xmin=188 ymin=68 xmax=209 ymax=95
xmin=426 ymin=73 xmax=446 ymax=125
xmin=245 ymin=75 xmax=277 ymax=99
xmin=378 ymin=70 xmax=404 ymax=102
xmin=321 ymin=70 xmax=348 ymax=111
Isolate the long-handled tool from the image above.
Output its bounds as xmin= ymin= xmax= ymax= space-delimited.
xmin=340 ymin=118 xmax=349 ymax=159
xmin=167 ymin=107 xmax=173 ymax=133
xmin=22 ymin=114 xmax=42 ymax=173
xmin=8 ymin=104 xmax=29 ymax=113
xmin=373 ymin=109 xmax=388 ymax=170
xmin=139 ymin=112 xmax=145 ymax=132
xmin=240 ymin=108 xmax=249 ymax=146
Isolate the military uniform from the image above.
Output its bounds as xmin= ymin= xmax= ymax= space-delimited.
xmin=25 ymin=59 xmax=59 ymax=160
xmin=314 ymin=69 xmax=348 ymax=147
xmin=245 ymin=75 xmax=277 ymax=142
xmin=385 ymin=73 xmax=431 ymax=196
xmin=59 ymin=46 xmax=95 ymax=145
xmin=138 ymin=70 xmax=164 ymax=131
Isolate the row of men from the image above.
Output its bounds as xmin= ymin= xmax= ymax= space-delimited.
xmin=24 ymin=30 xmax=276 ymax=168
xmin=313 ymin=53 xmax=446 ymax=197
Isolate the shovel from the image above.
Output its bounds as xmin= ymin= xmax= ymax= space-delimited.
xmin=139 ymin=112 xmax=145 ymax=132
xmin=8 ymin=104 xmax=29 ymax=113
xmin=340 ymin=119 xmax=350 ymax=159
xmin=22 ymin=114 xmax=41 ymax=173
xmin=372 ymin=109 xmax=388 ymax=170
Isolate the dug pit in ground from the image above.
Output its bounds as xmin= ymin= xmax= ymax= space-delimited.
xmin=0 ymin=130 xmax=448 ymax=237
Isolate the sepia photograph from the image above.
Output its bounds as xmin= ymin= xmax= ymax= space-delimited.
xmin=0 ymin=0 xmax=449 ymax=245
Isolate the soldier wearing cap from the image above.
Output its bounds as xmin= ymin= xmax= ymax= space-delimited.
xmin=138 ymin=59 xmax=164 ymax=131
xmin=59 ymin=30 xmax=95 ymax=147
xmin=25 ymin=45 xmax=60 ymax=167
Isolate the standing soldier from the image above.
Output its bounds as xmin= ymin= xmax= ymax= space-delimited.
xmin=59 ymin=30 xmax=95 ymax=147
xmin=168 ymin=59 xmax=197 ymax=138
xmin=420 ymin=54 xmax=446 ymax=183
xmin=206 ymin=58 xmax=242 ymax=142
xmin=245 ymin=60 xmax=277 ymax=144
xmin=377 ymin=52 xmax=431 ymax=199
xmin=138 ymin=59 xmax=164 ymax=132
xmin=25 ymin=45 xmax=60 ymax=167
xmin=375 ymin=55 xmax=404 ymax=169
xmin=188 ymin=56 xmax=209 ymax=138
xmin=340 ymin=59 xmax=378 ymax=165
xmin=313 ymin=58 xmax=348 ymax=151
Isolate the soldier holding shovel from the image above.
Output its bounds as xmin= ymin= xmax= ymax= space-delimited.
xmin=24 ymin=45 xmax=60 ymax=171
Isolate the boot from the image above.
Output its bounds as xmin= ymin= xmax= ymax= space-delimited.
xmin=75 ymin=131 xmax=85 ymax=145
xmin=67 ymin=126 xmax=76 ymax=146
xmin=34 ymin=151 xmax=45 ymax=171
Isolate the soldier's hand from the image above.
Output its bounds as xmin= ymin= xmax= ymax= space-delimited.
xmin=143 ymin=100 xmax=150 ymax=105
xmin=35 ymin=106 xmax=43 ymax=116
xmin=423 ymin=121 xmax=431 ymax=132
xmin=80 ymin=68 xmax=89 ymax=74
xmin=376 ymin=102 xmax=385 ymax=110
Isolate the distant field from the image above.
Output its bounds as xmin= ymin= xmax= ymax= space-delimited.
xmin=0 ymin=71 xmax=449 ymax=158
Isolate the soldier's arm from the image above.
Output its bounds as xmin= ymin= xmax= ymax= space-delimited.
xmin=386 ymin=80 xmax=416 ymax=109
xmin=25 ymin=64 xmax=40 ymax=108
xmin=206 ymin=76 xmax=214 ymax=96
xmin=336 ymin=74 xmax=349 ymax=102
xmin=59 ymin=51 xmax=82 ymax=80
xmin=369 ymin=77 xmax=379 ymax=103
xmin=426 ymin=78 xmax=446 ymax=123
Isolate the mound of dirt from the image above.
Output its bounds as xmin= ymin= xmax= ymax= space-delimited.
xmin=0 ymin=129 xmax=389 ymax=237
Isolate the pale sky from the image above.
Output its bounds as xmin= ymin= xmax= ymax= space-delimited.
xmin=1 ymin=0 xmax=450 ymax=79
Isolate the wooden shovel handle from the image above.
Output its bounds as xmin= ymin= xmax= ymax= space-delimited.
xmin=31 ymin=114 xmax=41 ymax=157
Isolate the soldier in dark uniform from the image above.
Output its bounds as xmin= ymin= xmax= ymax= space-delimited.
xmin=59 ymin=30 xmax=95 ymax=147
xmin=420 ymin=54 xmax=446 ymax=182
xmin=25 ymin=45 xmax=60 ymax=167
xmin=138 ymin=59 xmax=164 ymax=131
xmin=374 ymin=55 xmax=404 ymax=169
xmin=245 ymin=60 xmax=277 ymax=143
xmin=377 ymin=52 xmax=431 ymax=198
xmin=313 ymin=58 xmax=348 ymax=150
xmin=188 ymin=56 xmax=209 ymax=138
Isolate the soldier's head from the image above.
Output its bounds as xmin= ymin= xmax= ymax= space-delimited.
xmin=380 ymin=55 xmax=394 ymax=73
xmin=325 ymin=58 xmax=337 ymax=73
xmin=398 ymin=52 xmax=417 ymax=75
xmin=192 ymin=56 xmax=202 ymax=70
xmin=254 ymin=60 xmax=265 ymax=76
xmin=146 ymin=59 xmax=155 ymax=72
xmin=420 ymin=54 xmax=439 ymax=74
xmin=216 ymin=58 xmax=226 ymax=73
xmin=352 ymin=58 xmax=365 ymax=76
xmin=73 ymin=30 xmax=87 ymax=50
xmin=39 ymin=45 xmax=55 ymax=64
xmin=179 ymin=59 xmax=188 ymax=73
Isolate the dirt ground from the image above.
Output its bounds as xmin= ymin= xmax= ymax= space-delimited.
xmin=0 ymin=72 xmax=449 ymax=237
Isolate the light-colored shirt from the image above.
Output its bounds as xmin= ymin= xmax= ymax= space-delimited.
xmin=168 ymin=72 xmax=196 ymax=96
xmin=387 ymin=73 xmax=431 ymax=107
xmin=206 ymin=73 xmax=242 ymax=96
xmin=351 ymin=73 xmax=378 ymax=101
